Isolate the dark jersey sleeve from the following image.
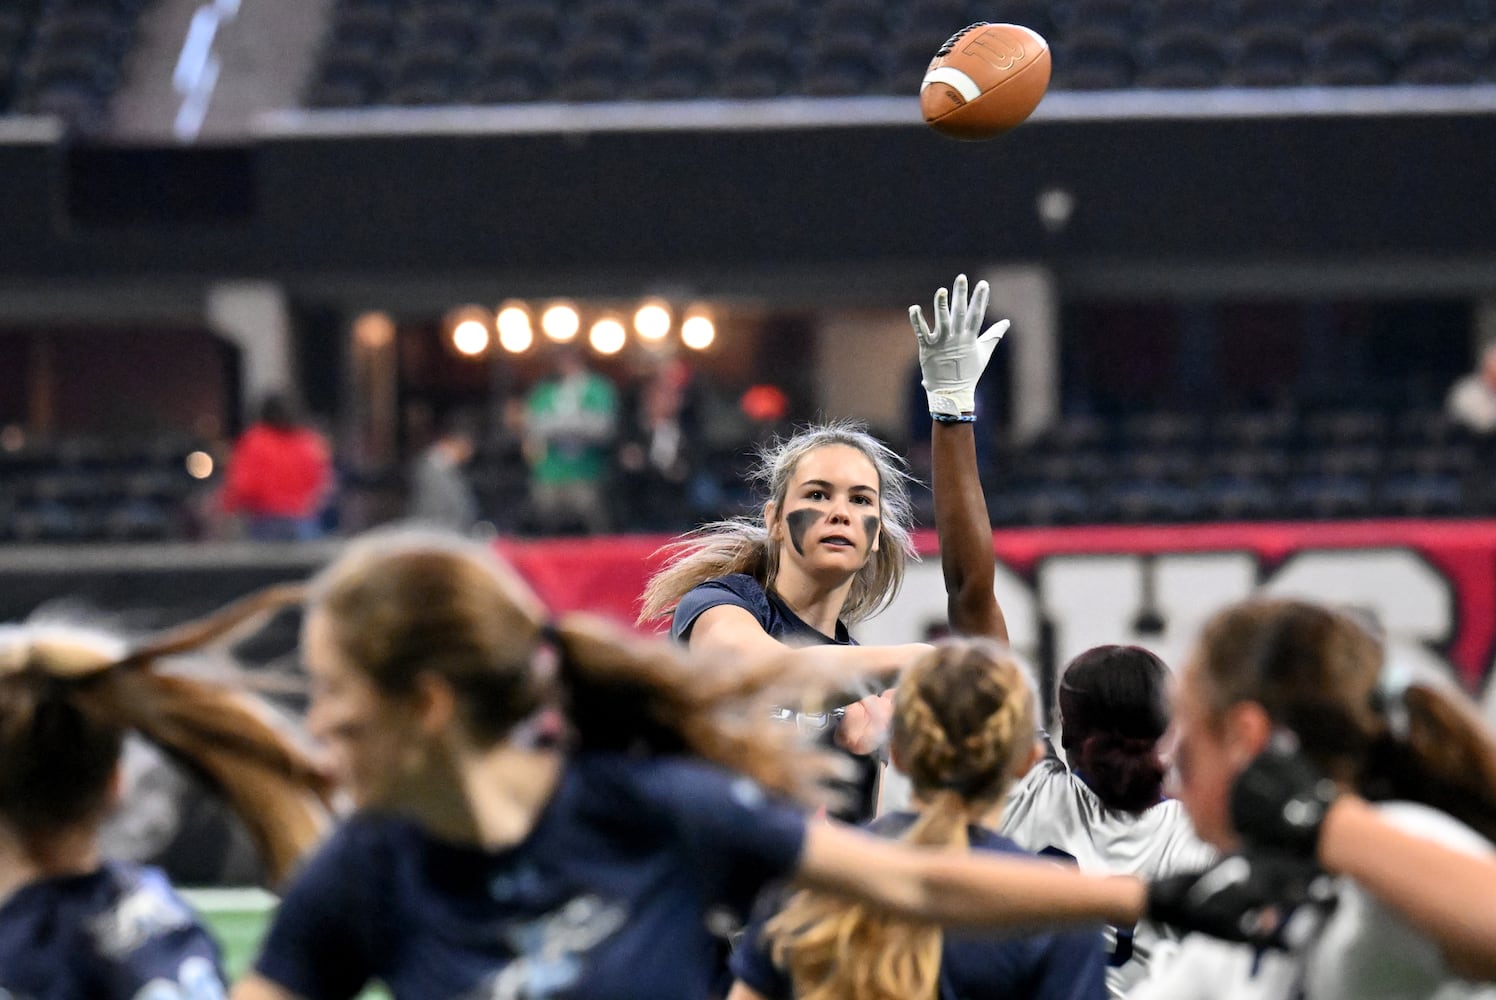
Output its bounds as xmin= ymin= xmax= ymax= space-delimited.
xmin=1031 ymin=926 xmax=1109 ymax=1000
xmin=728 ymin=891 xmax=793 ymax=1000
xmin=627 ymin=756 xmax=806 ymax=910
xmin=107 ymin=924 xmax=226 ymax=999
xmin=91 ymin=867 xmax=229 ymax=1000
xmin=252 ymin=820 xmax=388 ymax=1000
xmin=670 ymin=575 xmax=770 ymax=641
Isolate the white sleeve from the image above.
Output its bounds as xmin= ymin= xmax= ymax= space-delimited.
xmin=1129 ymin=937 xmax=1241 ymax=1000
xmin=1304 ymin=803 xmax=1496 ymax=1000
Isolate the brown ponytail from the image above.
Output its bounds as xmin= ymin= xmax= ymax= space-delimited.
xmin=312 ymin=531 xmax=854 ymax=806
xmin=544 ymin=611 xmax=849 ymax=804
xmin=766 ymin=639 xmax=1037 ymax=1000
xmin=1363 ymin=682 xmax=1496 ymax=844
xmin=1196 ymin=598 xmax=1496 ymax=843
xmin=0 ymin=586 xmax=332 ymax=887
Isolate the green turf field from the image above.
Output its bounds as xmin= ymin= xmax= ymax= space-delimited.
xmin=183 ymin=888 xmax=391 ymax=999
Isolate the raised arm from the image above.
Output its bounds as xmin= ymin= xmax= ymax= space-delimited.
xmin=911 ymin=274 xmax=1010 ymax=641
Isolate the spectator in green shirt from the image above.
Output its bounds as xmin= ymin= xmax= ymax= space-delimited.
xmin=523 ymin=346 xmax=618 ymax=534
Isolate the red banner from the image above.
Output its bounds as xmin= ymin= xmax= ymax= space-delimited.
xmin=500 ymin=520 xmax=1496 ymax=701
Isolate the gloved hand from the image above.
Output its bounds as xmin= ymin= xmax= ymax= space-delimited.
xmin=1231 ymin=731 xmax=1341 ymax=860
xmin=909 ymin=274 xmax=1010 ymax=418
xmin=1147 ymin=851 xmax=1336 ymax=950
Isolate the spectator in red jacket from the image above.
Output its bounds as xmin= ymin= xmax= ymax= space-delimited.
xmin=220 ymin=395 xmax=333 ymax=542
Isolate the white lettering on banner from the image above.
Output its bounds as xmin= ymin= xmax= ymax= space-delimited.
xmin=861 ymin=545 xmax=1471 ymax=700
xmin=1262 ymin=549 xmax=1455 ymax=682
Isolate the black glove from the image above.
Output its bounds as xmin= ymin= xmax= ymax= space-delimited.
xmin=1230 ymin=731 xmax=1341 ymax=859
xmin=1147 ymin=851 xmax=1336 ymax=950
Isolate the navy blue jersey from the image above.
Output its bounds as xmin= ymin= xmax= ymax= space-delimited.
xmin=252 ymin=751 xmax=807 ymax=1000
xmin=731 ymin=812 xmax=1108 ymax=1000
xmin=0 ymin=860 xmax=226 ymax=1000
xmin=671 ymin=574 xmax=853 ymax=648
xmin=672 ymin=574 xmax=879 ymax=825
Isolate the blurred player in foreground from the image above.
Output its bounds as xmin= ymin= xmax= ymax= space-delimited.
xmin=1136 ymin=598 xmax=1496 ymax=999
xmin=232 ymin=529 xmax=1151 ymax=1000
xmin=0 ymin=599 xmax=330 ymax=999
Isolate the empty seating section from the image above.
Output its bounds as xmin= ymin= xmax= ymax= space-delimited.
xmin=7 ymin=407 xmax=1496 ymax=542
xmin=981 ymin=407 xmax=1496 ymax=527
xmin=307 ymin=0 xmax=1496 ymax=108
xmin=0 ymin=434 xmax=209 ymax=543
xmin=0 ymin=0 xmax=148 ymax=126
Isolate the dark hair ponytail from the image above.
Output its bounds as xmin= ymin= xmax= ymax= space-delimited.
xmin=549 ymin=612 xmax=841 ymax=804
xmin=1360 ymin=683 xmax=1496 ymax=844
xmin=1059 ymin=645 xmax=1171 ymax=813
xmin=1073 ymin=734 xmax=1166 ymax=813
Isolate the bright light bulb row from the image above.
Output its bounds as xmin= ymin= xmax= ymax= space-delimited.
xmin=469 ymin=300 xmax=715 ymax=356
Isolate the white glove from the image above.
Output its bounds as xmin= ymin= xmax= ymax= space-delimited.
xmin=909 ymin=273 xmax=1010 ymax=418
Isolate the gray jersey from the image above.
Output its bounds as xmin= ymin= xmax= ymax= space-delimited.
xmin=999 ymin=755 xmax=1217 ymax=1000
xmin=1132 ymin=801 xmax=1496 ymax=1000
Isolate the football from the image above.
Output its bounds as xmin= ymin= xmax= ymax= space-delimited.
xmin=920 ymin=22 xmax=1052 ymax=140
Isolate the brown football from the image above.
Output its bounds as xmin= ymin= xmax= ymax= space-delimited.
xmin=920 ymin=22 xmax=1052 ymax=140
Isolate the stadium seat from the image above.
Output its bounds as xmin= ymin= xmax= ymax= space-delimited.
xmin=556 ymin=38 xmax=635 ymax=102
xmin=1120 ymin=411 xmax=1203 ymax=450
xmin=484 ymin=2 xmax=559 ymax=49
xmin=1148 ymin=0 xmax=1226 ymax=36
xmin=637 ymin=37 xmax=715 ymax=100
xmin=1229 ymin=26 xmax=1309 ymax=88
xmin=1031 ymin=413 xmax=1113 ymax=451
xmin=308 ymin=46 xmax=384 ymax=105
xmin=809 ymin=0 xmax=888 ymax=46
xmin=1236 ymin=0 xmax=1314 ymax=34
xmin=1139 ymin=25 xmax=1229 ymax=88
xmin=1300 ymin=409 xmax=1387 ymax=448
xmin=720 ymin=33 xmax=797 ymax=98
xmin=326 ymin=8 xmax=397 ymax=60
xmin=649 ymin=0 xmax=728 ymax=46
xmin=1063 ymin=0 xmax=1141 ymax=40
xmin=802 ymin=35 xmax=886 ymax=96
xmin=1379 ymin=473 xmax=1465 ymax=517
xmin=571 ymin=0 xmax=649 ymax=49
xmin=736 ymin=0 xmax=802 ymax=40
xmin=1055 ymin=26 xmax=1137 ymax=89
xmin=1286 ymin=473 xmax=1375 ymax=519
xmin=1397 ymin=22 xmax=1482 ymax=85
xmin=1311 ymin=24 xmax=1396 ymax=86
xmin=901 ymin=0 xmax=970 ymax=38
xmin=406 ymin=8 xmax=478 ymax=56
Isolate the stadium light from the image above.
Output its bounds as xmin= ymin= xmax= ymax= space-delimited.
xmin=633 ymin=301 xmax=672 ymax=342
xmin=681 ymin=313 xmax=715 ymax=351
xmin=452 ymin=318 xmax=491 ymax=357
xmin=541 ymin=302 xmax=580 ymax=342
xmin=497 ymin=302 xmax=534 ymax=354
xmin=589 ymin=317 xmax=627 ymax=355
xmin=353 ymin=310 xmax=394 ymax=350
xmin=185 ymin=451 xmax=215 ymax=479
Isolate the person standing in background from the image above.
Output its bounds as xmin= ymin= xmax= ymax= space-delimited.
xmin=616 ymin=358 xmax=699 ymax=533
xmin=220 ymin=395 xmax=333 ymax=542
xmin=1446 ymin=342 xmax=1496 ymax=433
xmin=406 ymin=413 xmax=480 ymax=533
xmin=524 ymin=346 xmax=618 ymax=535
